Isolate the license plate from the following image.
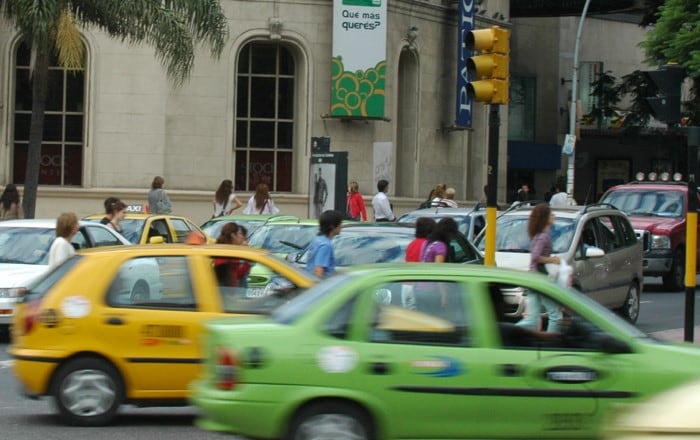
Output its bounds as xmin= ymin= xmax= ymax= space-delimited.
xmin=0 ymin=309 xmax=12 ymax=315
xmin=245 ymin=287 xmax=267 ymax=298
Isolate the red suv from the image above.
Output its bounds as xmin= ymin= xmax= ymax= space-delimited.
xmin=600 ymin=180 xmax=699 ymax=290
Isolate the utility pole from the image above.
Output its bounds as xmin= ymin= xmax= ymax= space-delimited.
xmin=564 ymin=0 xmax=592 ymax=204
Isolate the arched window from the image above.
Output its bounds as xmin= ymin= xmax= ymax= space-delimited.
xmin=13 ymin=41 xmax=86 ymax=186
xmin=235 ymin=42 xmax=295 ymax=192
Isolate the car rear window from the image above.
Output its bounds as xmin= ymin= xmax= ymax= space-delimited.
xmin=271 ymin=274 xmax=353 ymax=324
xmin=21 ymin=256 xmax=83 ymax=303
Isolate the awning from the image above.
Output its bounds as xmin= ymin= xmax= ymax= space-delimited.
xmin=508 ymin=141 xmax=562 ymax=170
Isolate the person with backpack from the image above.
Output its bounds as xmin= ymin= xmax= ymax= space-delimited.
xmin=148 ymin=176 xmax=173 ymax=214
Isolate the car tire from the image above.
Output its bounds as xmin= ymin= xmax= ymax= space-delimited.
xmin=285 ymin=401 xmax=374 ymax=440
xmin=130 ymin=280 xmax=150 ymax=302
xmin=662 ymin=249 xmax=684 ymax=292
xmin=617 ymin=281 xmax=640 ymax=324
xmin=51 ymin=357 xmax=123 ymax=426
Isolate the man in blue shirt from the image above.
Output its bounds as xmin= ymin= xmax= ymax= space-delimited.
xmin=306 ymin=210 xmax=343 ymax=278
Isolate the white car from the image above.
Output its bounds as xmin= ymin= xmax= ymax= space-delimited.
xmin=0 ymin=219 xmax=132 ymax=332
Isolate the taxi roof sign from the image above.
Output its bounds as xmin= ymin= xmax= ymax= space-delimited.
xmin=125 ymin=204 xmax=149 ymax=214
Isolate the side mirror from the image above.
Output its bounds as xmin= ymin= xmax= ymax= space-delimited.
xmin=585 ymin=246 xmax=605 ymax=258
xmin=148 ymin=236 xmax=165 ymax=244
xmin=286 ymin=252 xmax=300 ymax=263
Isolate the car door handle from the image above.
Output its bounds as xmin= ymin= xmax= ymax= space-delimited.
xmin=370 ymin=362 xmax=391 ymax=375
xmin=105 ymin=316 xmax=124 ymax=325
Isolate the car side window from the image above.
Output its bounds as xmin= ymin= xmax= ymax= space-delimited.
xmin=106 ymin=256 xmax=194 ymax=310
xmin=171 ymin=218 xmax=194 ymax=243
xmin=212 ymin=257 xmax=298 ymax=313
xmin=595 ymin=216 xmax=622 ymax=252
xmin=575 ymin=221 xmax=599 ymax=260
xmin=612 ymin=215 xmax=637 ymax=247
xmin=150 ymin=219 xmax=172 ymax=243
xmin=85 ymin=225 xmax=123 ymax=247
xmin=449 ymin=233 xmax=481 ymax=264
xmin=369 ymin=281 xmax=469 ymax=346
xmin=324 ymin=294 xmax=359 ymax=339
xmin=488 ymin=282 xmax=612 ymax=352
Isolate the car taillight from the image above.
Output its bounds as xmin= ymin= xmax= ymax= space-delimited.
xmin=22 ymin=299 xmax=40 ymax=335
xmin=215 ymin=346 xmax=239 ymax=390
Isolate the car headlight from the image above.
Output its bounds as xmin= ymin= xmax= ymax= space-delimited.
xmin=0 ymin=288 xmax=22 ymax=299
xmin=650 ymin=234 xmax=671 ymax=250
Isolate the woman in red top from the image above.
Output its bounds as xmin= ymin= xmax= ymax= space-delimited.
xmin=214 ymin=222 xmax=251 ymax=288
xmin=345 ymin=181 xmax=368 ymax=221
xmin=405 ymin=217 xmax=436 ymax=262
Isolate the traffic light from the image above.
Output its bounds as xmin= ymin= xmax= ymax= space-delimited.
xmin=644 ymin=64 xmax=685 ymax=124
xmin=464 ymin=26 xmax=510 ymax=105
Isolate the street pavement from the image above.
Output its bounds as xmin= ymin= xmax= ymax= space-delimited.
xmin=650 ymin=325 xmax=700 ymax=344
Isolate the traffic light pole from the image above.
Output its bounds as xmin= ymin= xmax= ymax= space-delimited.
xmin=484 ymin=104 xmax=500 ymax=266
xmin=685 ymin=127 xmax=700 ymax=342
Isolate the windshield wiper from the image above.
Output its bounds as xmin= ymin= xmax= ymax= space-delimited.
xmin=279 ymin=240 xmax=304 ymax=250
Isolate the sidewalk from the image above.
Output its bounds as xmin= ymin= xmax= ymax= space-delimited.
xmin=649 ymin=325 xmax=700 ymax=344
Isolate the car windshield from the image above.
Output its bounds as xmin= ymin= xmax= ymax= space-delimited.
xmin=248 ymin=224 xmax=318 ymax=254
xmin=476 ymin=215 xmax=576 ymax=254
xmin=398 ymin=213 xmax=471 ymax=236
xmin=202 ymin=219 xmax=267 ymax=238
xmin=297 ymin=231 xmax=412 ymax=266
xmin=601 ymin=189 xmax=684 ymax=218
xmin=0 ymin=226 xmax=55 ymax=265
xmin=118 ymin=218 xmax=146 ymax=244
xmin=271 ymin=273 xmax=353 ymax=324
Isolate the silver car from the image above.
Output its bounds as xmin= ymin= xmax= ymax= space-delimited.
xmin=475 ymin=204 xmax=643 ymax=323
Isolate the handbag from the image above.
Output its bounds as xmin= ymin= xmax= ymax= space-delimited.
xmin=156 ymin=190 xmax=171 ymax=214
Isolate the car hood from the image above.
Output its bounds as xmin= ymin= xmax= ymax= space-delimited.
xmin=626 ymin=216 xmax=681 ymax=234
xmin=0 ymin=264 xmax=47 ymax=288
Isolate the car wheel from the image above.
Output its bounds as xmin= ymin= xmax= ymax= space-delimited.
xmin=662 ymin=249 xmax=684 ymax=292
xmin=130 ymin=280 xmax=150 ymax=302
xmin=617 ymin=281 xmax=640 ymax=324
xmin=286 ymin=401 xmax=373 ymax=440
xmin=51 ymin=357 xmax=123 ymax=426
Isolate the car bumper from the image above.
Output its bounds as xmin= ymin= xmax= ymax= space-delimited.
xmin=643 ymin=250 xmax=673 ymax=276
xmin=10 ymin=349 xmax=64 ymax=395
xmin=0 ymin=298 xmax=16 ymax=326
xmin=190 ymin=381 xmax=288 ymax=439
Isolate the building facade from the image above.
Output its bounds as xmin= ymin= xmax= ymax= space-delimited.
xmin=0 ymin=0 xmax=513 ymax=223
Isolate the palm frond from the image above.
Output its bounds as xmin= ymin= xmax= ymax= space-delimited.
xmin=56 ymin=9 xmax=84 ymax=69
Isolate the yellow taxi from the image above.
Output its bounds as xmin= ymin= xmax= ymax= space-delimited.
xmin=83 ymin=204 xmax=214 ymax=244
xmin=9 ymin=244 xmax=315 ymax=426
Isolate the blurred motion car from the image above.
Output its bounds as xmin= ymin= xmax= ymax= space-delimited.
xmin=190 ymin=264 xmax=700 ymax=440
xmin=397 ymin=205 xmax=489 ymax=242
xmin=84 ymin=204 xmax=212 ymax=244
xmin=200 ymin=214 xmax=298 ymax=239
xmin=290 ymin=223 xmax=484 ymax=268
xmin=474 ymin=203 xmax=643 ymax=322
xmin=604 ymin=378 xmax=700 ymax=439
xmin=0 ymin=219 xmax=130 ymax=333
xmin=9 ymin=244 xmax=315 ymax=426
xmin=247 ymin=218 xmax=318 ymax=257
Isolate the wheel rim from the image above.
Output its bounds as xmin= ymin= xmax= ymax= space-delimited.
xmin=296 ymin=413 xmax=367 ymax=440
xmin=60 ymin=369 xmax=117 ymax=417
xmin=626 ymin=285 xmax=640 ymax=322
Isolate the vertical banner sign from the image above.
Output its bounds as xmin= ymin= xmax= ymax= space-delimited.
xmin=331 ymin=0 xmax=387 ymax=118
xmin=455 ymin=0 xmax=475 ymax=127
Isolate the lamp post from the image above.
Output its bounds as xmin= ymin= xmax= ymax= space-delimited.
xmin=565 ymin=0 xmax=592 ymax=204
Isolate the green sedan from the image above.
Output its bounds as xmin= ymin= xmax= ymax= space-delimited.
xmin=190 ymin=265 xmax=700 ymax=439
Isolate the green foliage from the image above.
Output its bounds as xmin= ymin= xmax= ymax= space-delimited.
xmin=641 ymin=0 xmax=700 ymax=76
xmin=0 ymin=0 xmax=229 ymax=218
